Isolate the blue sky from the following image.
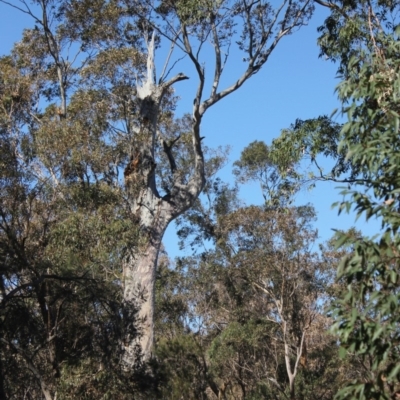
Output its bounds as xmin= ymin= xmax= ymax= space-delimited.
xmin=0 ymin=2 xmax=380 ymax=257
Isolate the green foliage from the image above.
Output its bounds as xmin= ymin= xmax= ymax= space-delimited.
xmin=330 ymin=33 xmax=400 ymax=398
xmin=175 ymin=173 xmax=237 ymax=251
xmin=158 ymin=197 xmax=349 ymax=399
xmin=296 ymin=2 xmax=400 ymax=398
xmin=317 ymin=0 xmax=399 ymax=77
xmin=7 ymin=0 xmax=400 ymax=398
xmin=261 ymin=4 xmax=400 ymax=396
xmin=270 ymin=117 xmax=350 ymax=179
xmin=156 ymin=334 xmax=211 ymax=400
xmin=233 ymin=140 xmax=301 ymax=206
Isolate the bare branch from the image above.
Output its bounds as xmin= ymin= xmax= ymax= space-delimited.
xmin=0 ymin=0 xmax=39 ymax=21
xmin=293 ymin=330 xmax=306 ymax=376
xmin=210 ymin=15 xmax=222 ymax=99
xmin=200 ymin=0 xmax=312 ymax=115
xmin=162 ymin=72 xmax=189 ymax=91
xmin=161 ymin=133 xmax=181 ymax=174
xmin=159 ymin=30 xmax=181 ymax=83
xmin=313 ymin=0 xmax=349 ymax=19
xmin=160 ymin=54 xmax=188 ymax=86
xmin=181 ymin=25 xmax=205 ymax=118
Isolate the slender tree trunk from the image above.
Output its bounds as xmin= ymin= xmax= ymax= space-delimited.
xmin=283 ymin=323 xmax=306 ymax=400
xmin=284 ymin=342 xmax=296 ymax=400
xmin=40 ymin=383 xmax=54 ymax=400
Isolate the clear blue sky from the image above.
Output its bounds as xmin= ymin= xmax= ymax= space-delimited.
xmin=0 ymin=2 xmax=379 ymax=257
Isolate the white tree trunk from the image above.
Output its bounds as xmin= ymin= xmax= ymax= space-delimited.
xmin=122 ymin=196 xmax=171 ymax=364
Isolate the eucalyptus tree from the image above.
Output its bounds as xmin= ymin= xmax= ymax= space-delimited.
xmin=233 ymin=139 xmax=304 ymax=207
xmin=268 ymin=1 xmax=400 ymax=397
xmin=152 ymin=157 xmax=352 ymax=399
xmin=200 ymin=205 xmax=330 ymax=400
xmin=111 ymin=0 xmax=315 ymax=365
xmin=0 ymin=0 xmax=315 ymax=364
xmin=319 ymin=2 xmax=400 ymax=398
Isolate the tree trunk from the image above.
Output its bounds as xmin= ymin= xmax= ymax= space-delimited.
xmin=284 ymin=344 xmax=296 ymax=400
xmin=121 ymin=32 xmax=204 ymax=366
xmin=122 ymin=197 xmax=171 ymax=364
xmin=122 ymin=184 xmax=202 ymax=364
xmin=120 ymin=36 xmax=164 ymax=363
xmin=284 ymin=321 xmax=296 ymax=400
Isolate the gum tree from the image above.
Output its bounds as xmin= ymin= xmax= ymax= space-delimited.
xmin=0 ymin=0 xmax=314 ymax=365
xmin=114 ymin=0 xmax=315 ymax=365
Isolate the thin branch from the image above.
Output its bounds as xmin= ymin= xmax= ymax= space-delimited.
xmin=293 ymin=330 xmax=306 ymax=376
xmin=163 ymin=55 xmax=189 ymax=88
xmin=210 ymin=15 xmax=222 ymax=99
xmin=162 ymin=72 xmax=189 ymax=91
xmin=243 ymin=0 xmax=257 ymax=60
xmin=0 ymin=0 xmax=39 ymax=21
xmin=310 ymin=156 xmax=369 ymax=184
xmin=266 ymin=0 xmax=289 ymax=41
xmin=200 ymin=0 xmax=311 ymax=115
xmin=313 ymin=0 xmax=349 ymax=19
xmin=159 ymin=30 xmax=182 ymax=83
xmin=1 ymin=274 xmax=92 ymax=306
xmin=181 ymin=25 xmax=205 ymax=117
